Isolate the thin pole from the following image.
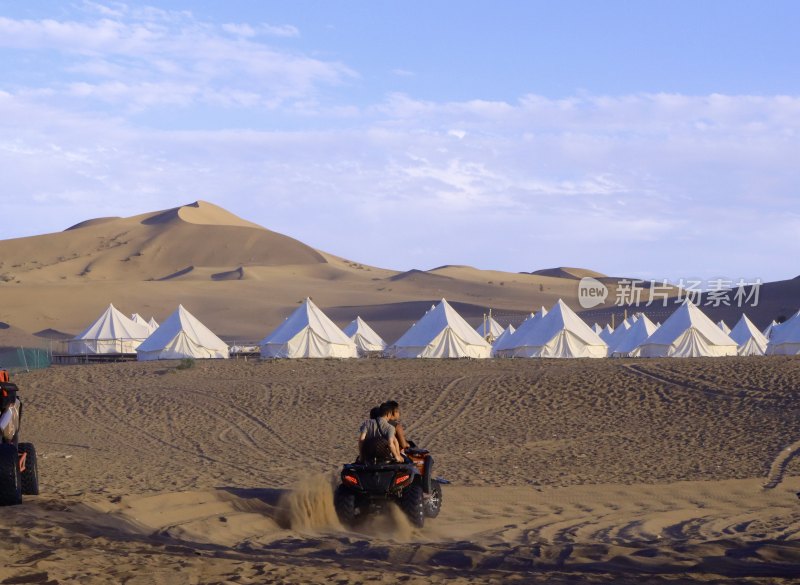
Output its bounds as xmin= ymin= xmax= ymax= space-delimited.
xmin=20 ymin=347 xmax=29 ymax=372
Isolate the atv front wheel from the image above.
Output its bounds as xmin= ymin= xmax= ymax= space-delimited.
xmin=18 ymin=443 xmax=39 ymax=496
xmin=333 ymin=485 xmax=359 ymax=526
xmin=0 ymin=443 xmax=22 ymax=506
xmin=424 ymin=481 xmax=443 ymax=518
xmin=400 ymin=483 xmax=424 ymax=528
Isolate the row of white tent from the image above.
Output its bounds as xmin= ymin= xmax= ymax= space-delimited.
xmin=68 ymin=304 xmax=231 ymax=360
xmin=67 ymin=301 xmax=389 ymax=361
xmin=68 ymin=298 xmax=800 ymax=360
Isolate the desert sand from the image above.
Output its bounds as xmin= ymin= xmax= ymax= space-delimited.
xmin=0 ymin=201 xmax=685 ymax=345
xmin=1 ymin=357 xmax=799 ymax=584
xmin=2 ymin=201 xmax=796 ymax=349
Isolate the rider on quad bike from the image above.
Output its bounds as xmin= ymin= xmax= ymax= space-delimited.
xmin=0 ymin=370 xmax=39 ymax=506
xmin=383 ymin=400 xmax=444 ymax=521
xmin=335 ymin=401 xmax=444 ymax=528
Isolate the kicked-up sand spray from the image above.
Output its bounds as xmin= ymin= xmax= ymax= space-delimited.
xmin=364 ymin=501 xmax=415 ymax=542
xmin=276 ymin=473 xmax=417 ymax=541
xmin=277 ymin=473 xmax=342 ymax=531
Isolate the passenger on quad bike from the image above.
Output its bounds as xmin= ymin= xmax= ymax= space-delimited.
xmin=380 ymin=400 xmax=410 ymax=451
xmin=0 ymin=384 xmax=21 ymax=445
xmin=0 ymin=371 xmax=39 ymax=506
xmin=358 ymin=403 xmax=404 ymax=463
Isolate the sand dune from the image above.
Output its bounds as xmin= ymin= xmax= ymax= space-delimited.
xmin=528 ymin=267 xmax=608 ymax=280
xmin=0 ymin=201 xmax=326 ymax=285
xmin=144 ymin=200 xmax=265 ymax=229
xmin=2 ymin=358 xmax=798 ymax=583
xmin=0 ymin=200 xmax=795 ymax=345
xmin=0 ymin=201 xmax=646 ymax=341
xmin=65 ymin=216 xmax=122 ymax=231
xmin=0 ymin=321 xmax=46 ymax=349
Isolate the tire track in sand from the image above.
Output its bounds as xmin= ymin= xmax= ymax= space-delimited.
xmin=763 ymin=438 xmax=800 ymax=489
xmin=172 ymin=380 xmax=331 ymax=467
xmin=621 ymin=364 xmax=675 ymax=405
xmin=623 ymin=363 xmax=738 ymax=402
xmin=412 ymin=376 xmax=485 ymax=449
xmin=85 ymin=388 xmax=278 ymax=477
xmin=404 ymin=376 xmax=466 ymax=437
xmin=236 ymin=379 xmax=332 ymax=466
xmin=643 ymin=365 xmax=779 ymax=401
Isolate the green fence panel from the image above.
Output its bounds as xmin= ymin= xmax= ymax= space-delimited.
xmin=0 ymin=347 xmax=51 ymax=373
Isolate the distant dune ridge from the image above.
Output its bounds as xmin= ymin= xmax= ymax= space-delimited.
xmin=0 ymin=200 xmax=796 ymax=345
xmin=526 ymin=266 xmax=608 ymax=279
xmin=0 ymin=200 xmax=326 ymax=284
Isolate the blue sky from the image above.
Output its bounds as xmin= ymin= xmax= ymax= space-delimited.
xmin=1 ymin=1 xmax=798 ymax=282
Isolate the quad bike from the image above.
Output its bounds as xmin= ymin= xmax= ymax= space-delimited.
xmin=0 ymin=370 xmax=39 ymax=506
xmin=334 ymin=444 xmax=445 ymax=529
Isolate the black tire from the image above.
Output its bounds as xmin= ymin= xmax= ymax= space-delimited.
xmin=334 ymin=485 xmax=359 ymax=526
xmin=18 ymin=443 xmax=39 ymax=496
xmin=424 ymin=481 xmax=443 ymax=518
xmin=0 ymin=443 xmax=22 ymax=506
xmin=400 ymin=483 xmax=424 ymax=528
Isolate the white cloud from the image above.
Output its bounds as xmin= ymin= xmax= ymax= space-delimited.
xmin=221 ymin=22 xmax=298 ymax=38
xmin=80 ymin=1 xmax=128 ymax=18
xmin=222 ymin=23 xmax=256 ymax=37
xmin=0 ymin=9 xmax=351 ymax=109
xmin=260 ymin=23 xmax=300 ymax=38
xmin=0 ymin=8 xmax=798 ymax=283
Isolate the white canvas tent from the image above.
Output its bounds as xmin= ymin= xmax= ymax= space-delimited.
xmin=137 ymin=305 xmax=229 ymax=360
xmin=604 ymin=318 xmax=633 ymax=352
xmin=68 ymin=303 xmax=151 ymax=355
xmin=475 ymin=316 xmax=504 ymax=341
xmin=592 ymin=323 xmax=603 ymax=334
xmin=493 ymin=308 xmax=547 ymax=354
xmin=492 ymin=325 xmax=515 ymax=354
xmin=132 ymin=313 xmax=157 ymax=334
xmin=729 ymin=314 xmax=768 ymax=356
xmin=599 ymin=324 xmax=615 ymax=345
xmin=494 ymin=299 xmax=607 ymax=358
xmin=637 ymin=302 xmax=738 ymax=358
xmin=766 ymin=310 xmax=800 ymax=355
xmin=343 ymin=316 xmax=387 ymax=356
xmin=386 ymin=299 xmax=491 ymax=359
xmin=762 ymin=320 xmax=778 ymax=339
xmin=717 ymin=320 xmax=731 ymax=334
xmin=260 ymin=298 xmax=357 ymax=359
xmin=609 ymin=314 xmax=658 ymax=357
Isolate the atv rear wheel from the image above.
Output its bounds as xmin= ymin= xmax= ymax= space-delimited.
xmin=400 ymin=483 xmax=424 ymax=528
xmin=333 ymin=485 xmax=359 ymax=526
xmin=0 ymin=443 xmax=22 ymax=506
xmin=424 ymin=481 xmax=443 ymax=518
xmin=18 ymin=443 xmax=39 ymax=496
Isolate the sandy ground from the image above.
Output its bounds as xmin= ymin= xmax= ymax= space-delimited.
xmin=2 ymin=357 xmax=800 ymax=584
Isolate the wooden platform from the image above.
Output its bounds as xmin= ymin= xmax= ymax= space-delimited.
xmin=52 ymin=353 xmax=137 ymax=365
